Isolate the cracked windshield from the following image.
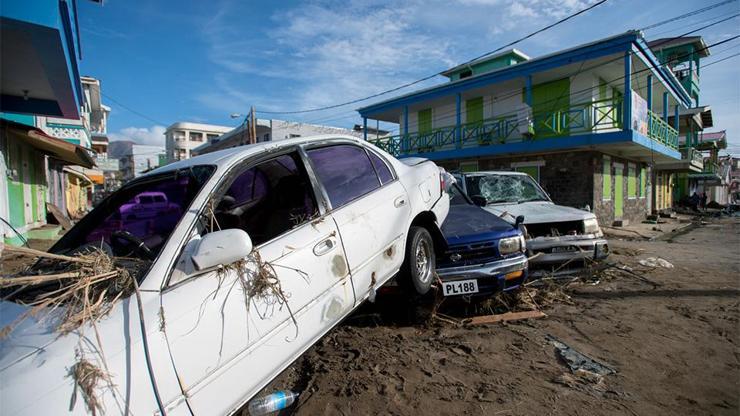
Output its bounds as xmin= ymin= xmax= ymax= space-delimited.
xmin=465 ymin=174 xmax=549 ymax=204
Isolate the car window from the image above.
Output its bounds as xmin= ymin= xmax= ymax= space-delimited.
xmin=50 ymin=165 xmax=215 ymax=260
xmin=307 ymin=145 xmax=381 ymax=209
xmin=212 ymin=152 xmax=318 ymax=246
xmin=368 ymin=151 xmax=394 ymax=185
xmin=139 ymin=195 xmax=154 ymax=204
xmin=465 ymin=174 xmax=549 ymax=204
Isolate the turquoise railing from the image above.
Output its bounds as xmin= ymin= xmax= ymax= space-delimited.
xmin=647 ymin=110 xmax=679 ymax=150
xmin=368 ymin=96 xmax=680 ymax=156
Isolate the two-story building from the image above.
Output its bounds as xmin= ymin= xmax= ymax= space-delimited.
xmin=358 ymin=30 xmax=693 ymax=226
xmin=164 ymin=122 xmax=233 ymax=163
xmin=1 ymin=0 xmax=98 ymax=245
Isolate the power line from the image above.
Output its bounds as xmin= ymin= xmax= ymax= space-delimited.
xmin=702 ymin=50 xmax=740 ymax=67
xmin=101 ymin=92 xmax=168 ymax=126
xmin=640 ymin=0 xmax=737 ymax=30
xmin=256 ymin=0 xmax=610 ymax=115
xmin=380 ymin=35 xmax=739 ymax=135
xmin=259 ymin=0 xmax=737 ymax=117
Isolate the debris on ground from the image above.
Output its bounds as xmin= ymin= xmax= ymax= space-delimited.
xmin=547 ymin=334 xmax=616 ymax=378
xmin=463 ymin=310 xmax=546 ymax=325
xmin=638 ymin=257 xmax=674 ymax=269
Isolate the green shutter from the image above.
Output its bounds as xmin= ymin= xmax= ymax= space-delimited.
xmin=614 ymin=168 xmax=623 ymax=217
xmin=531 ymin=78 xmax=571 ymax=137
xmin=460 ymin=161 xmax=478 ymax=173
xmin=603 ymin=158 xmax=611 ymax=200
xmin=418 ymin=109 xmax=432 ymax=134
xmin=465 ymin=97 xmax=484 ymax=125
xmin=628 ymin=166 xmax=637 ymax=198
xmin=639 ymin=167 xmax=646 ymax=198
xmin=515 ymin=165 xmax=539 ymax=182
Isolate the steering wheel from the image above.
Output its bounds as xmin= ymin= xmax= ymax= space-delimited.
xmin=111 ymin=230 xmax=155 ymax=260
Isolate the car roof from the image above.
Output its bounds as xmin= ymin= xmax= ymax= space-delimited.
xmin=147 ymin=134 xmax=365 ymax=176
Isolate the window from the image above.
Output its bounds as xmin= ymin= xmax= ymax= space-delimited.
xmin=465 ymin=174 xmax=549 ymax=204
xmin=368 ymin=151 xmax=393 ymax=185
xmin=207 ymin=134 xmax=219 ymax=143
xmin=466 ymin=97 xmax=484 ymax=125
xmin=173 ymin=131 xmax=186 ymax=142
xmin=189 ymin=132 xmax=204 ymax=142
xmin=603 ymin=157 xmax=611 ymax=201
xmin=459 ymin=69 xmax=473 ymax=79
xmin=511 ymin=161 xmax=544 ymax=182
xmin=56 ymin=166 xmax=215 ymax=260
xmin=289 ymin=134 xmax=301 ymax=138
xmin=418 ymin=108 xmax=433 ymax=134
xmin=307 ymin=145 xmax=381 ymax=209
xmin=213 ymin=153 xmax=318 ymax=246
xmin=639 ymin=167 xmax=647 ymax=198
xmin=460 ymin=161 xmax=478 ymax=173
xmin=627 ymin=164 xmax=637 ymax=199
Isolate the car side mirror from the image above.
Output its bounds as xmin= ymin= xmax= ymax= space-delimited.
xmin=471 ymin=195 xmax=487 ymax=207
xmin=191 ymin=229 xmax=253 ymax=271
xmin=515 ymin=215 xmax=525 ymax=227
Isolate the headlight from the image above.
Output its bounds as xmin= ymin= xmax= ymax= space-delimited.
xmin=499 ymin=236 xmax=523 ymax=255
xmin=583 ymin=217 xmax=601 ymax=235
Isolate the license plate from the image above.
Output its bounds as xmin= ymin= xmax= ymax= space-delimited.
xmin=442 ymin=279 xmax=479 ymax=296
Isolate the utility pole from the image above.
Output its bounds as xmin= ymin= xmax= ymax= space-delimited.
xmin=249 ymin=106 xmax=257 ymax=144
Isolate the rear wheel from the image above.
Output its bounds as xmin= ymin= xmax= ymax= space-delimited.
xmin=399 ymin=226 xmax=435 ymax=296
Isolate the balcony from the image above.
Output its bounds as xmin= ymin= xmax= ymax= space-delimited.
xmin=371 ymin=96 xmax=679 ymax=157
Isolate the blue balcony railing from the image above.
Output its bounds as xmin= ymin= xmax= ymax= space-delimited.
xmin=369 ymin=96 xmax=679 ymax=157
xmin=648 ymin=110 xmax=679 ymax=149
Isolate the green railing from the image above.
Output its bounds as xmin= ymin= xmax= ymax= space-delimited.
xmin=369 ymin=96 xmax=678 ymax=156
xmin=648 ymin=110 xmax=679 ymax=149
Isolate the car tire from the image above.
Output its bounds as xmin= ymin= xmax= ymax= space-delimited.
xmin=399 ymin=226 xmax=435 ymax=296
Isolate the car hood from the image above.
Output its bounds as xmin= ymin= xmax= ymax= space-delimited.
xmin=442 ymin=204 xmax=518 ymax=245
xmin=482 ymin=201 xmax=594 ymax=225
xmin=0 ymin=301 xmax=60 ymax=371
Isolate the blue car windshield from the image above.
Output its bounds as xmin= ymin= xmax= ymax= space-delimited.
xmin=465 ymin=174 xmax=549 ymax=204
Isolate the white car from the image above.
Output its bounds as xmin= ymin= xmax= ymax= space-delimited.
xmin=0 ymin=135 xmax=449 ymax=415
xmin=454 ymin=171 xmax=608 ymax=274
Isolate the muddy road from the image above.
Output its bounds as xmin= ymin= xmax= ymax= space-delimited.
xmin=253 ymin=216 xmax=740 ymax=415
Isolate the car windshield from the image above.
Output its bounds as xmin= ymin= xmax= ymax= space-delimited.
xmin=51 ymin=165 xmax=215 ymax=260
xmin=465 ymin=173 xmax=549 ymax=204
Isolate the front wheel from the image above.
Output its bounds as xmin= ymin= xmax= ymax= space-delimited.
xmin=399 ymin=226 xmax=435 ymax=296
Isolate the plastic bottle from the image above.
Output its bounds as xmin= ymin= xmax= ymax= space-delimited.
xmin=247 ymin=390 xmax=299 ymax=415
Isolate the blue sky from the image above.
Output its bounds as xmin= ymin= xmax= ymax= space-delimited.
xmin=78 ymin=0 xmax=739 ymax=155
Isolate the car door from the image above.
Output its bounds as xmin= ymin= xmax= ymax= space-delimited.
xmin=161 ymin=151 xmax=354 ymax=415
xmin=305 ymin=143 xmax=411 ymax=303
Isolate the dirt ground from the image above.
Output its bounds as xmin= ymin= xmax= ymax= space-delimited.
xmin=253 ymin=215 xmax=740 ymax=415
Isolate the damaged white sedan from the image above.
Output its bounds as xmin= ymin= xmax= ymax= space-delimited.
xmin=455 ymin=171 xmax=608 ymax=275
xmin=0 ymin=135 xmax=449 ymax=415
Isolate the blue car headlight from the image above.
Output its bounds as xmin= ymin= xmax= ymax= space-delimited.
xmin=499 ymin=236 xmax=523 ymax=255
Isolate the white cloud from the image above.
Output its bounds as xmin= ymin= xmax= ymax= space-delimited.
xmin=109 ymin=125 xmax=167 ymax=146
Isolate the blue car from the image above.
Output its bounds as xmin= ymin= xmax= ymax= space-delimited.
xmin=437 ymin=184 xmax=529 ymax=297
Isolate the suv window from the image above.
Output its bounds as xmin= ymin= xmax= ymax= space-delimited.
xmin=213 ymin=153 xmax=318 ymax=246
xmin=307 ymin=145 xmax=381 ymax=209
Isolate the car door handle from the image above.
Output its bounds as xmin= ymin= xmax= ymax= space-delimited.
xmin=394 ymin=196 xmax=407 ymax=208
xmin=313 ymin=236 xmax=336 ymax=256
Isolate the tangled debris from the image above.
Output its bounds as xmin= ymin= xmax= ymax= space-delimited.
xmin=0 ymin=244 xmax=148 ymax=338
xmin=69 ymin=353 xmax=110 ymax=416
xmin=218 ymin=250 xmax=308 ymax=342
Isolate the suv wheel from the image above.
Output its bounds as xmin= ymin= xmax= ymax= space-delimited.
xmin=400 ymin=226 xmax=435 ymax=295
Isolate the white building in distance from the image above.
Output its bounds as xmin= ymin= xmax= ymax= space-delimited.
xmin=165 ymin=122 xmax=233 ymax=163
xmin=192 ymin=118 xmax=363 ymax=156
